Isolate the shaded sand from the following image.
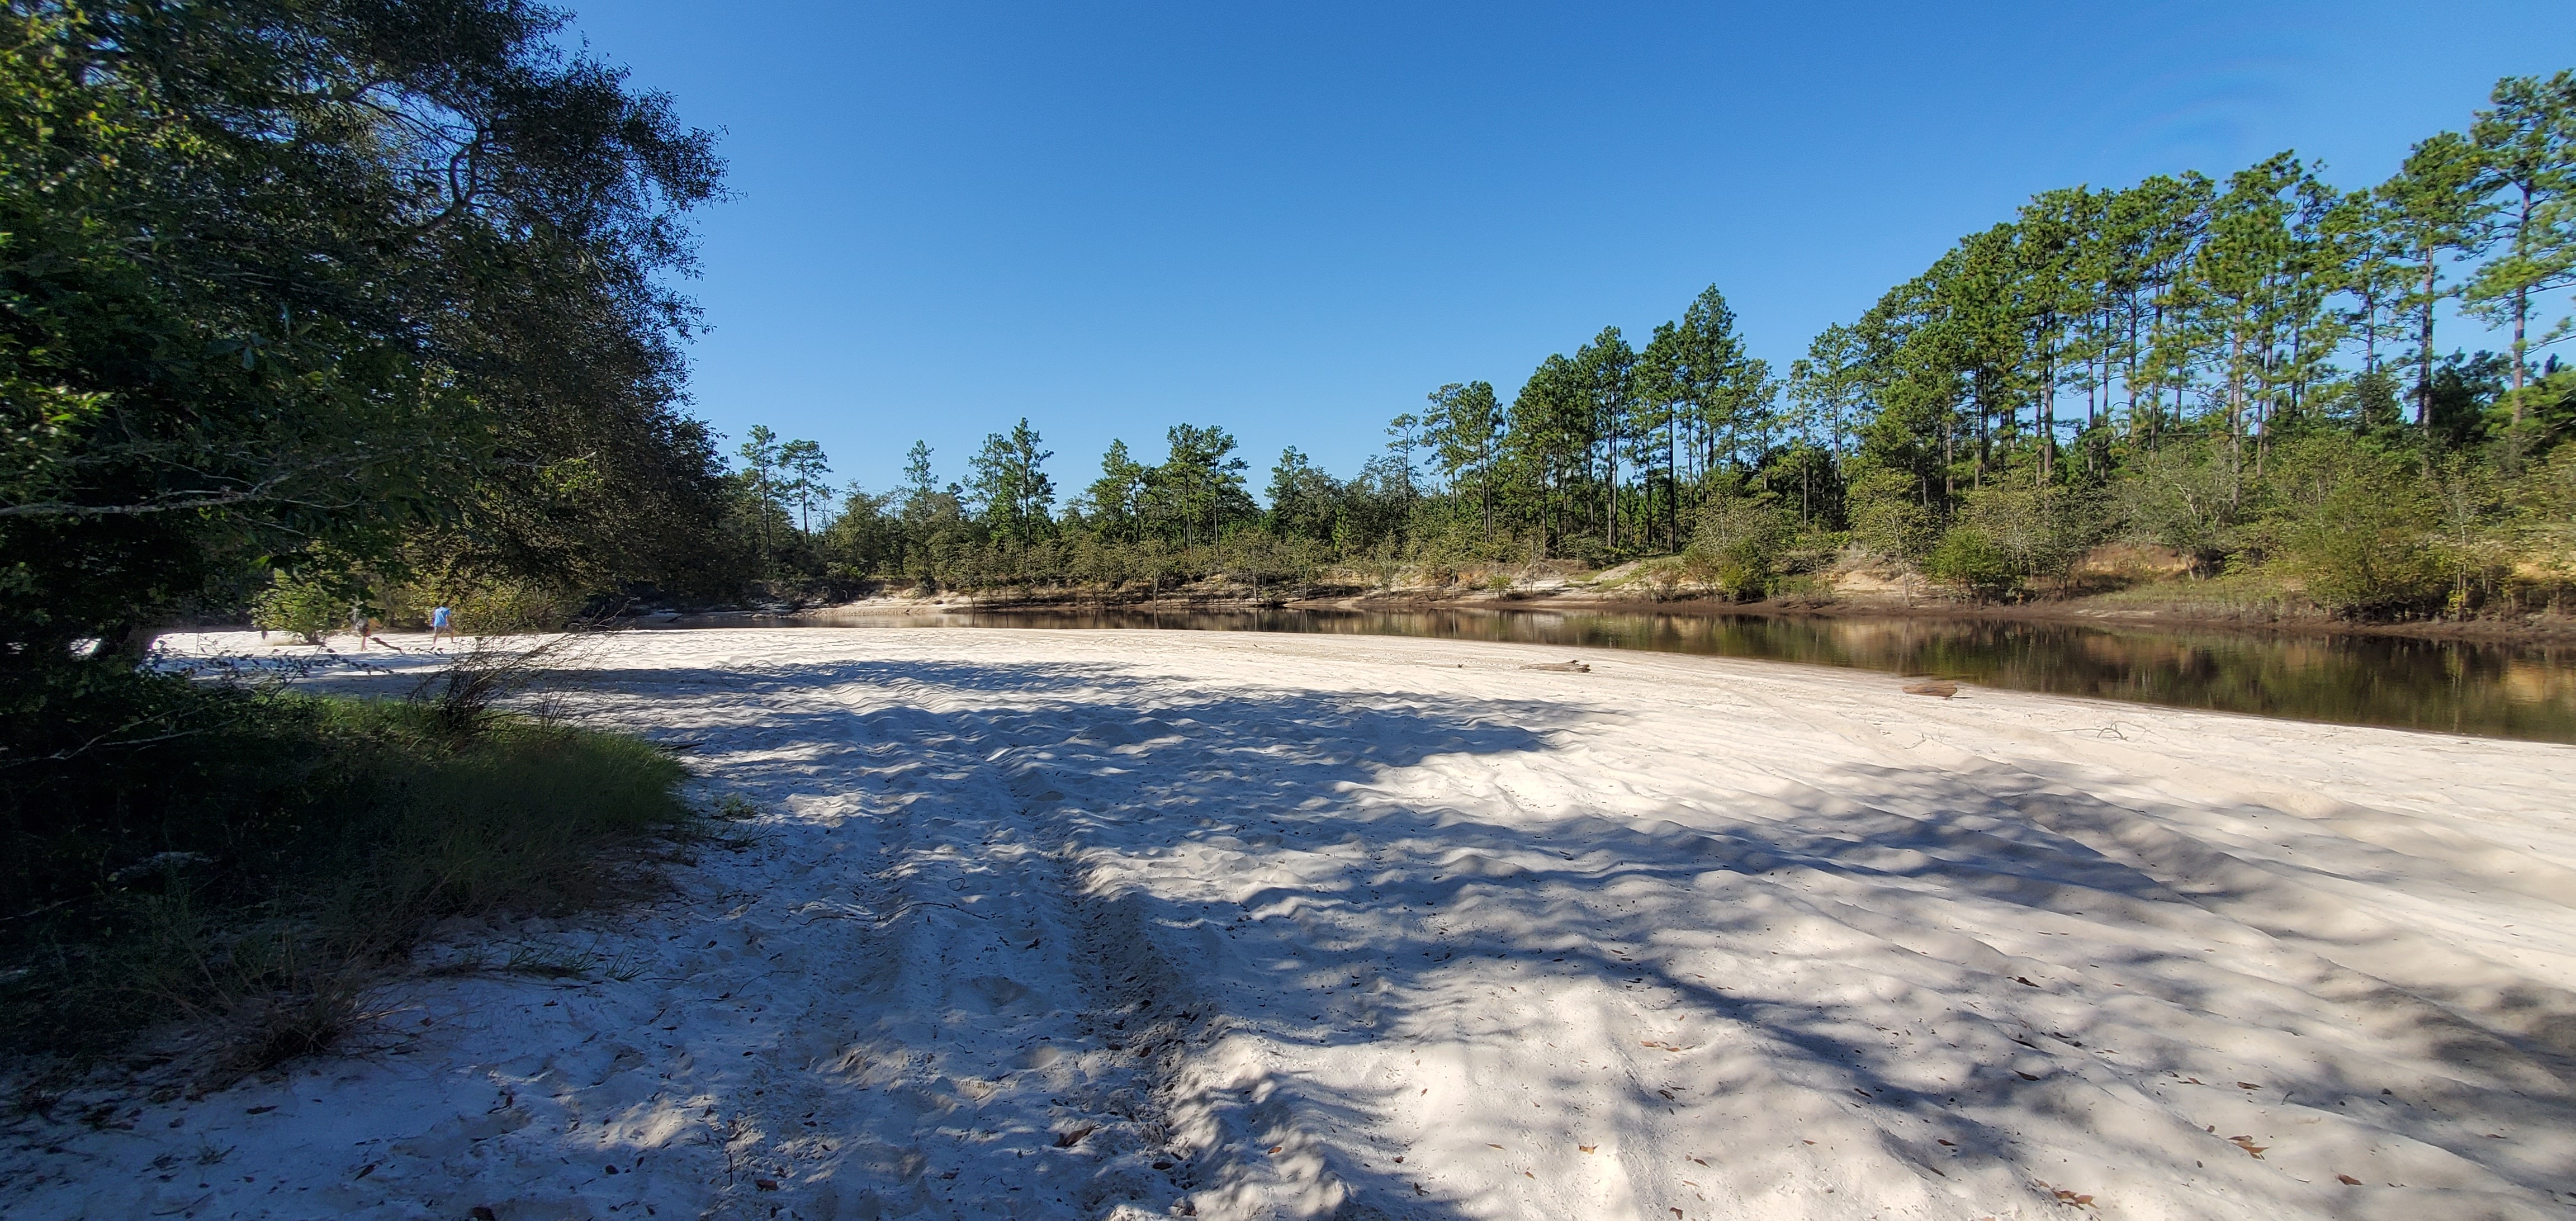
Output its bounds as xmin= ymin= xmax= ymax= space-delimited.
xmin=10 ymin=626 xmax=2576 ymax=1220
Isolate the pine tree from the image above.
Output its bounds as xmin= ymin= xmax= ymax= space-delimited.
xmin=968 ymin=419 xmax=1054 ymax=542
xmin=738 ymin=424 xmax=782 ymax=560
xmin=1575 ymin=327 xmax=1639 ymax=550
xmin=2466 ymin=71 xmax=2576 ymax=445
xmin=779 ymin=438 xmax=831 ymax=534
xmin=1424 ymin=382 xmax=1501 ymax=533
xmin=2379 ymin=132 xmax=2487 ymax=427
xmin=1082 ymin=441 xmax=1148 ymax=542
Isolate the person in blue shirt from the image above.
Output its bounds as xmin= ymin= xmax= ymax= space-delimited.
xmin=429 ymin=603 xmax=456 ymax=647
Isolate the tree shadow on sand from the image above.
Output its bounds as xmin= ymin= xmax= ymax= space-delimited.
xmin=571 ymin=654 xmax=2576 ymax=1217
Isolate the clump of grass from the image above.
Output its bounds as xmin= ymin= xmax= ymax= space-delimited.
xmin=402 ymin=632 xmax=600 ymax=742
xmin=0 ymin=668 xmax=692 ymax=1074
xmin=312 ymin=706 xmax=692 ymax=942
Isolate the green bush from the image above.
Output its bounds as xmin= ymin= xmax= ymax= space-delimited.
xmin=2264 ymin=434 xmax=2445 ymax=616
xmin=252 ymin=571 xmax=357 ymax=643
xmin=1845 ymin=466 xmax=1939 ymax=562
xmin=1921 ymin=484 xmax=2103 ymax=599
xmin=449 ymin=581 xmax=574 ymax=635
xmin=2116 ymin=439 xmax=2242 ymax=565
xmin=1926 ymin=526 xmax=2017 ymax=598
xmin=2280 ymin=480 xmax=2444 ymax=614
xmin=1686 ymin=495 xmax=1790 ymax=599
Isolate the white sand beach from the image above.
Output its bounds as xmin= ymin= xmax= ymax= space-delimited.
xmin=11 ymin=625 xmax=2576 ymax=1220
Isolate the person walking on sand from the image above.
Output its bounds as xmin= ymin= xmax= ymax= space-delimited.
xmin=428 ymin=603 xmax=456 ymax=648
xmin=348 ymin=603 xmax=402 ymax=652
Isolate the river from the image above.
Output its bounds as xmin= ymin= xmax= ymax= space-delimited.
xmin=661 ymin=605 xmax=2576 ymax=744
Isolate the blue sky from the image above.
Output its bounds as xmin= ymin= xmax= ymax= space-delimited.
xmin=566 ymin=1 xmax=2574 ymax=496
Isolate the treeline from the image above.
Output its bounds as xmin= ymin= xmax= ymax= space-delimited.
xmin=726 ymin=71 xmax=2575 ymax=618
xmin=1 ymin=1 xmax=724 ymax=1053
xmin=2 ymin=0 xmax=744 ymax=655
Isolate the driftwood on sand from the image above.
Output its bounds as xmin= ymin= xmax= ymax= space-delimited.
xmin=1902 ymin=679 xmax=1959 ymax=698
xmin=1520 ymin=660 xmax=1591 ymax=673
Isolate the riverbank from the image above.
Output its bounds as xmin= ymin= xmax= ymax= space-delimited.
xmin=11 ymin=626 xmax=2576 ymax=1219
xmin=769 ymin=576 xmax=2576 ymax=647
xmin=1359 ymin=590 xmax=2576 ymax=646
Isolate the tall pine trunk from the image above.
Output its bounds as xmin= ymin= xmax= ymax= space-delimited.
xmin=2227 ymin=330 xmax=2246 ymax=509
xmin=1667 ymin=415 xmax=1680 ymax=552
xmin=2417 ymin=250 xmax=2437 ymax=428
xmin=2511 ymin=187 xmax=2533 ymax=430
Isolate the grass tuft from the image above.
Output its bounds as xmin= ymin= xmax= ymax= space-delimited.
xmin=1 ymin=674 xmax=693 ymax=1075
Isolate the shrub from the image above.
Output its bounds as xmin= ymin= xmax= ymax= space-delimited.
xmin=1845 ymin=466 xmax=1939 ymax=562
xmin=2264 ymin=434 xmax=2445 ymax=616
xmin=251 ymin=571 xmax=356 ymax=643
xmin=449 ymin=581 xmax=573 ymax=635
xmin=1686 ymin=496 xmax=1790 ymax=599
xmin=2515 ymin=446 xmax=2576 ymax=594
xmin=1964 ymin=484 xmax=2100 ymax=593
xmin=2279 ymin=479 xmax=2444 ymax=614
xmin=1913 ymin=484 xmax=2105 ymax=599
xmin=1633 ymin=557 xmax=1688 ymax=600
xmin=2116 ymin=439 xmax=2242 ymax=566
xmin=1925 ymin=526 xmax=2016 ymax=598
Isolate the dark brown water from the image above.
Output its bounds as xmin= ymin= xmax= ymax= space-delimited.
xmin=668 ymin=607 xmax=2576 ymax=744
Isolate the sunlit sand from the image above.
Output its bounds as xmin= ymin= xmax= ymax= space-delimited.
xmin=20 ymin=627 xmax=2576 ymax=1219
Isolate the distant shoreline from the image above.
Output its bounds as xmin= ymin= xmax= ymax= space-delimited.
xmin=744 ymin=586 xmax=2576 ymax=649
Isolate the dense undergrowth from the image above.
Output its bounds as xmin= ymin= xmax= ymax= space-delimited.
xmin=0 ymin=661 xmax=693 ymax=1072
